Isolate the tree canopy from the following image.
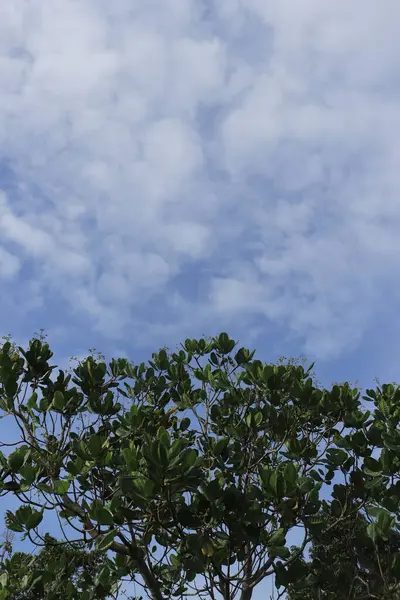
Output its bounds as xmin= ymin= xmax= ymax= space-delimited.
xmin=286 ymin=509 xmax=400 ymax=599
xmin=0 ymin=533 xmax=108 ymax=600
xmin=0 ymin=332 xmax=399 ymax=599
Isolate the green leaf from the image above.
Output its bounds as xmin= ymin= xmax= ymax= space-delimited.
xmin=5 ymin=510 xmax=24 ymax=532
xmin=254 ymin=411 xmax=263 ymax=426
xmin=330 ymin=499 xmax=342 ymax=517
xmin=179 ymin=417 xmax=191 ymax=431
xmin=203 ymin=479 xmax=222 ymax=501
xmin=364 ymin=475 xmax=385 ymax=490
xmin=303 ymin=500 xmax=321 ymax=515
xmin=376 ymin=508 xmax=394 ymax=540
xmin=134 ymin=477 xmax=154 ymax=498
xmin=158 ymin=442 xmax=169 ymax=469
xmin=378 ymin=397 xmax=390 ymax=418
xmin=53 ymin=390 xmax=65 ymax=410
xmin=274 ymin=562 xmax=290 ymax=588
xmin=25 ymin=509 xmax=43 ymax=530
xmin=5 ymin=378 xmax=18 ymax=399
xmin=39 ymin=397 xmax=49 ymax=412
xmin=216 ymin=333 xmax=236 ymax=354
xmin=27 ymin=392 xmax=38 ymax=410
xmin=366 ymin=505 xmax=385 ymax=518
xmin=363 ymin=456 xmax=382 ymax=476
xmin=95 ymin=507 xmax=114 ymax=526
xmin=37 ymin=482 xmax=54 ymax=494
xmin=269 ymin=470 xmax=279 ymax=495
xmin=119 ymin=476 xmax=147 ymax=507
xmin=54 ymin=480 xmax=70 ymax=495
xmin=96 ymin=529 xmax=116 ymax=551
xmin=193 ymin=369 xmax=205 ymax=382
xmin=157 ymin=427 xmax=170 ymax=449
xmin=87 ymin=434 xmax=103 ymax=456
xmin=182 ymin=449 xmax=197 ymax=471
xmin=268 ymin=528 xmax=286 ymax=547
xmin=122 ymin=447 xmax=138 ymax=470
xmin=234 ymin=347 xmax=252 ymax=365
xmin=268 ymin=546 xmax=290 ymax=558
xmin=66 ymin=457 xmax=84 ymax=476
xmin=299 ymin=477 xmax=317 ymax=493
xmin=8 ymin=449 xmax=25 ymax=473
xmin=382 ymin=432 xmax=400 ymax=451
xmin=366 ymin=522 xmax=378 ymax=542
xmin=2 ymin=481 xmax=20 ymax=492
xmin=20 ymin=464 xmax=36 ymax=485
xmin=214 ymin=438 xmax=229 ymax=455
xmin=210 ymin=405 xmax=221 ymax=421
xmin=325 ymin=448 xmax=348 ymax=466
xmin=283 ymin=462 xmax=297 ymax=487
xmin=116 ymin=427 xmax=131 ymax=438
xmin=66 ymin=581 xmax=76 ymax=599
xmin=203 ymin=364 xmax=212 ymax=382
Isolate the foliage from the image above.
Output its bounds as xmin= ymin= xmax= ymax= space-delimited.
xmin=0 ymin=533 xmax=108 ymax=599
xmin=286 ymin=507 xmax=400 ymax=599
xmin=0 ymin=333 xmax=399 ymax=600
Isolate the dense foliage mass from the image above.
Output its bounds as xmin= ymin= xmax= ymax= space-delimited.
xmin=0 ymin=333 xmax=399 ymax=599
xmin=286 ymin=510 xmax=400 ymax=599
xmin=0 ymin=535 xmax=106 ymax=599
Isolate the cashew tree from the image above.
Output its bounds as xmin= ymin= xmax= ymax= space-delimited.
xmin=0 ymin=333 xmax=399 ymax=599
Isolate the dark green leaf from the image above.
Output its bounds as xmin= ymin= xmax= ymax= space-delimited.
xmin=363 ymin=456 xmax=382 ymax=476
xmin=284 ymin=462 xmax=297 ymax=487
xmin=96 ymin=529 xmax=116 ymax=551
xmin=268 ymin=528 xmax=286 ymax=547
xmin=25 ymin=509 xmax=43 ymax=530
xmin=53 ymin=390 xmax=65 ymax=410
xmin=87 ymin=434 xmax=103 ymax=456
xmin=268 ymin=546 xmax=290 ymax=559
xmin=182 ymin=449 xmax=197 ymax=470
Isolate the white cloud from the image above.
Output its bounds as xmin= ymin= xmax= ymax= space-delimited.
xmin=0 ymin=246 xmax=20 ymax=278
xmin=0 ymin=0 xmax=399 ymax=360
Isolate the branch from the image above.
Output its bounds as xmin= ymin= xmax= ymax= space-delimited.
xmin=61 ymin=494 xmax=165 ymax=600
xmin=249 ymin=528 xmax=309 ymax=589
xmin=239 ymin=543 xmax=253 ymax=600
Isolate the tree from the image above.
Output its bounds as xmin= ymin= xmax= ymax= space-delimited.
xmin=286 ymin=506 xmax=400 ymax=600
xmin=0 ymin=532 xmax=109 ymax=599
xmin=0 ymin=333 xmax=399 ymax=600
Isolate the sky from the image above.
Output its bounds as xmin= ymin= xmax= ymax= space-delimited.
xmin=0 ymin=0 xmax=400 ymax=598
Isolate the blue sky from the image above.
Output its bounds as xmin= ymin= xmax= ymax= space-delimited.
xmin=0 ymin=0 xmax=399 ymax=597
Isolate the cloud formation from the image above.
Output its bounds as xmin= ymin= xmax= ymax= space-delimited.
xmin=0 ymin=0 xmax=400 ymax=359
